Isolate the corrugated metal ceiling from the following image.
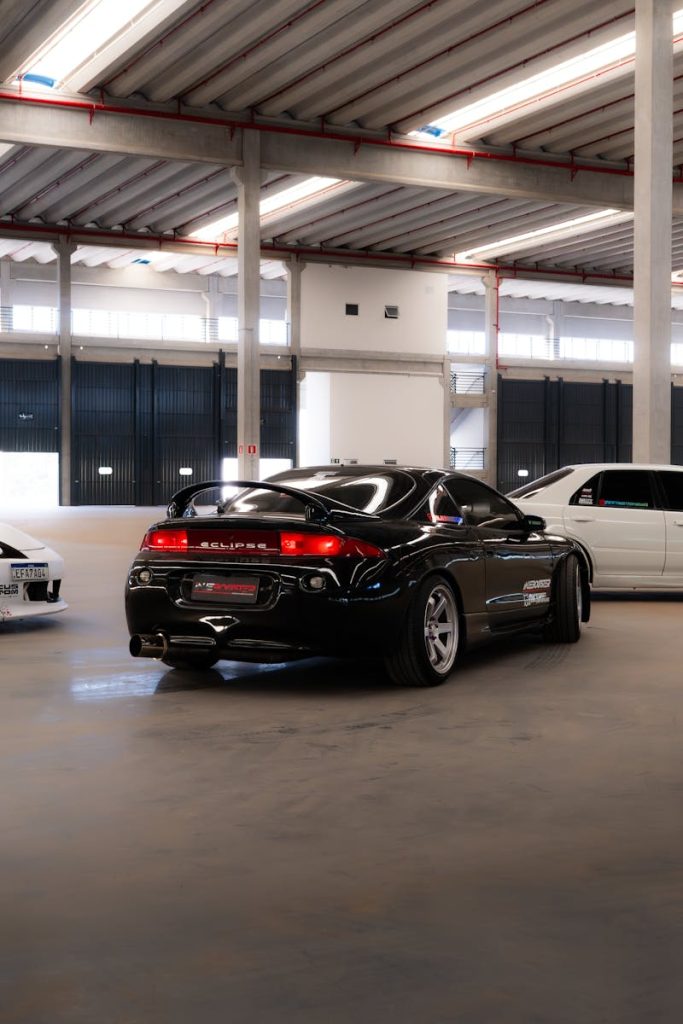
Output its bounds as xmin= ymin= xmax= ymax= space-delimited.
xmin=1 ymin=0 xmax=681 ymax=299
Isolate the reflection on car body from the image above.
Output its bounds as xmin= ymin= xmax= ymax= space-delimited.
xmin=126 ymin=466 xmax=589 ymax=687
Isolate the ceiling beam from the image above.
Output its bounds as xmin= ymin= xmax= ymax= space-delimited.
xmin=3 ymin=93 xmax=683 ymax=212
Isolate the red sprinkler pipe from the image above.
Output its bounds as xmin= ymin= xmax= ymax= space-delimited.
xmin=0 ymin=218 xmax=646 ymax=287
xmin=0 ymin=89 xmax=652 ymax=182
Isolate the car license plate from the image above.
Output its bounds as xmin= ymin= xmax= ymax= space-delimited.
xmin=191 ymin=574 xmax=259 ymax=604
xmin=11 ymin=562 xmax=49 ymax=581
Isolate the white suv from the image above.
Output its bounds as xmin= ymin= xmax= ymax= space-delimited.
xmin=509 ymin=464 xmax=683 ymax=591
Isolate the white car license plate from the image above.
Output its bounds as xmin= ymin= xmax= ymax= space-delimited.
xmin=11 ymin=563 xmax=49 ymax=581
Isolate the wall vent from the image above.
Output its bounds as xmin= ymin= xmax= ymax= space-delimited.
xmin=384 ymin=305 xmax=399 ymax=319
xmin=345 ymin=303 xmax=359 ymax=316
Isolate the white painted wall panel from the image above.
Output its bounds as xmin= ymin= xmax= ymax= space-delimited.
xmin=329 ymin=373 xmax=445 ymax=467
xmin=299 ymin=372 xmax=331 ymax=466
xmin=301 ymin=264 xmax=447 ymax=354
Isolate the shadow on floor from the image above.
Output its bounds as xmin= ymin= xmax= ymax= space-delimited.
xmin=153 ymin=630 xmax=552 ymax=698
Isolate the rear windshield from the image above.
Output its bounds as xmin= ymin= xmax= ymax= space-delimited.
xmin=222 ymin=470 xmax=417 ymax=516
xmin=508 ymin=467 xmax=575 ymax=499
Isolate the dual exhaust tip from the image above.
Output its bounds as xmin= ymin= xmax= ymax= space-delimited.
xmin=129 ymin=633 xmax=216 ymax=660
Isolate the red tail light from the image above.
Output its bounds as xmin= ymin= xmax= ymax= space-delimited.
xmin=141 ymin=528 xmax=188 ymax=552
xmin=279 ymin=532 xmax=385 ymax=558
xmin=139 ymin=528 xmax=384 ymax=559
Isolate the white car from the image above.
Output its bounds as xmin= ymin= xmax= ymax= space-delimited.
xmin=509 ymin=463 xmax=683 ymax=591
xmin=0 ymin=522 xmax=67 ymax=621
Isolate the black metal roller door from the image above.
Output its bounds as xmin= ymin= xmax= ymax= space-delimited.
xmin=71 ymin=361 xmax=136 ymax=504
xmin=0 ymin=358 xmax=59 ymax=453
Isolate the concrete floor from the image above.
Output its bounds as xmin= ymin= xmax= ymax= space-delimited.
xmin=2 ymin=506 xmax=683 ymax=1024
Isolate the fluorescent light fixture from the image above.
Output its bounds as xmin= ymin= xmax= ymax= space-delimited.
xmin=16 ymin=0 xmax=159 ymax=87
xmin=457 ymin=208 xmax=626 ymax=261
xmin=191 ymin=177 xmax=347 ymax=241
xmin=416 ymin=8 xmax=683 ymax=139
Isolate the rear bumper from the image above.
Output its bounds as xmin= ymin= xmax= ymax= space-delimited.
xmin=0 ymin=598 xmax=67 ymax=622
xmin=125 ymin=560 xmax=412 ymax=661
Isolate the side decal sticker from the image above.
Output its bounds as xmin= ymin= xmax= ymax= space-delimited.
xmin=522 ymin=578 xmax=551 ymax=607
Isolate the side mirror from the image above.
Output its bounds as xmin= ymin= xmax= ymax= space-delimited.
xmin=522 ymin=513 xmax=546 ymax=533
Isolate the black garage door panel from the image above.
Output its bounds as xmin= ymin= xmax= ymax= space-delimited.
xmin=72 ymin=361 xmax=136 ymax=504
xmin=498 ymin=378 xmax=633 ymax=493
xmin=261 ymin=368 xmax=296 ymax=460
xmin=673 ymin=386 xmax=683 ymax=466
xmin=152 ymin=365 xmax=218 ymax=504
xmin=0 ymin=358 xmax=59 ymax=452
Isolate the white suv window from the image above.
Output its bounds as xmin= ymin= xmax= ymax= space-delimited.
xmin=572 ymin=470 xmax=656 ymax=510
xmin=658 ymin=471 xmax=683 ymax=512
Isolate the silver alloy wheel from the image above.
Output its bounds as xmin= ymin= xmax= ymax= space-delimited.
xmin=576 ymin=569 xmax=583 ymax=629
xmin=423 ymin=583 xmax=458 ymax=675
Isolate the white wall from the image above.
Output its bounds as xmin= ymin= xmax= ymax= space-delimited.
xmin=301 ymin=264 xmax=447 ymax=354
xmin=299 ymin=372 xmax=331 ymax=465
xmin=450 ymin=407 xmax=485 ymax=449
xmin=328 ymin=373 xmax=445 ymax=467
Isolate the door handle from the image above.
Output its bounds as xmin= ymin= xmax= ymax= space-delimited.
xmin=570 ymin=516 xmax=594 ymax=523
xmin=674 ymin=520 xmax=683 ymax=527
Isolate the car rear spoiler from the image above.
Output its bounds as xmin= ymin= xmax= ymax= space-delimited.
xmin=166 ymin=480 xmax=380 ymax=524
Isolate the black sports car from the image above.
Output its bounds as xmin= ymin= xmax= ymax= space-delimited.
xmin=126 ymin=466 xmax=590 ymax=687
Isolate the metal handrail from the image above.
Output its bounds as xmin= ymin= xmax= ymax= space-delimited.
xmin=450 ymin=370 xmax=486 ymax=394
xmin=450 ymin=447 xmax=486 ymax=470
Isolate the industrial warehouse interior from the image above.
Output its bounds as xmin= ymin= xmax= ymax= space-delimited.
xmin=2 ymin=2 xmax=683 ymax=1022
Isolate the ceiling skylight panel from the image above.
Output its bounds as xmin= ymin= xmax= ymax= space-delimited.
xmin=17 ymin=0 xmax=161 ymax=88
xmin=191 ymin=177 xmax=353 ymax=242
xmin=457 ymin=209 xmax=630 ymax=261
xmin=416 ymin=8 xmax=683 ymax=141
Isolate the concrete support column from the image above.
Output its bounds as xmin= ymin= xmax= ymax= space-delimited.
xmin=548 ymin=300 xmax=563 ymax=360
xmin=286 ymin=257 xmax=303 ymax=361
xmin=0 ymin=259 xmax=12 ymax=331
xmin=54 ymin=239 xmax=76 ymax=505
xmin=233 ymin=129 xmax=261 ymax=480
xmin=442 ymin=356 xmax=452 ymax=470
xmin=203 ymin=274 xmax=220 ymax=341
xmin=482 ymin=272 xmax=499 ymax=487
xmin=633 ymin=0 xmax=673 ymax=462
xmin=286 ymin=257 xmax=304 ymax=466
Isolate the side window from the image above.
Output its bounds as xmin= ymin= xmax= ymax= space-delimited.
xmin=444 ymin=478 xmax=520 ymax=528
xmin=658 ymin=471 xmax=683 ymax=512
xmin=570 ymin=473 xmax=601 ymax=506
xmin=597 ymin=470 xmax=655 ymax=510
xmin=422 ymin=485 xmax=465 ymax=525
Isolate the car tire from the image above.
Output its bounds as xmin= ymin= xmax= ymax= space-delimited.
xmin=161 ymin=652 xmax=220 ymax=670
xmin=385 ymin=577 xmax=460 ymax=687
xmin=546 ymin=554 xmax=581 ymax=643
